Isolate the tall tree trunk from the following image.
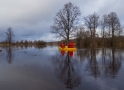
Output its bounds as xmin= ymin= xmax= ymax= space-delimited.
xmin=67 ymin=33 xmax=69 ymax=44
xmin=112 ymin=24 xmax=114 ymax=47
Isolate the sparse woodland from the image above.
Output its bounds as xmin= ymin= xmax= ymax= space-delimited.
xmin=51 ymin=2 xmax=124 ymax=48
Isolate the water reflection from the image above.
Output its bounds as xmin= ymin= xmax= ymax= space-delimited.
xmin=68 ymin=51 xmax=73 ymax=57
xmin=77 ymin=48 xmax=122 ymax=79
xmin=77 ymin=49 xmax=90 ymax=61
xmin=0 ymin=46 xmax=124 ymax=90
xmin=85 ymin=48 xmax=100 ymax=79
xmin=50 ymin=52 xmax=81 ymax=89
xmin=6 ymin=47 xmax=14 ymax=64
xmin=102 ymin=48 xmax=122 ymax=78
xmin=60 ymin=51 xmax=73 ymax=57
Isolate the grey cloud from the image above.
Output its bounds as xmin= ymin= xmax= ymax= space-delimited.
xmin=97 ymin=0 xmax=124 ymax=25
xmin=0 ymin=0 xmax=124 ymax=42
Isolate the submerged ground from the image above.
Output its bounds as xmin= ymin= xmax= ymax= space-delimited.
xmin=0 ymin=46 xmax=124 ymax=90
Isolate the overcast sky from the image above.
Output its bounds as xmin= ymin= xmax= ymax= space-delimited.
xmin=0 ymin=0 xmax=124 ymax=42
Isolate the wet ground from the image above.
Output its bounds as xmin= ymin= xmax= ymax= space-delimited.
xmin=0 ymin=46 xmax=124 ymax=90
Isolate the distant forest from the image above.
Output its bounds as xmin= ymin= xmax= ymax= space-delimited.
xmin=0 ymin=27 xmax=47 ymax=47
xmin=0 ymin=39 xmax=47 ymax=47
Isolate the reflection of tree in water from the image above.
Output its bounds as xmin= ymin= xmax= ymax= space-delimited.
xmin=50 ymin=53 xmax=81 ymax=89
xmin=85 ymin=48 xmax=100 ymax=79
xmin=77 ymin=49 xmax=90 ymax=61
xmin=102 ymin=48 xmax=122 ymax=78
xmin=20 ymin=45 xmax=24 ymax=49
xmin=77 ymin=49 xmax=100 ymax=61
xmin=24 ymin=45 xmax=28 ymax=49
xmin=78 ymin=48 xmax=122 ymax=79
xmin=6 ymin=47 xmax=13 ymax=64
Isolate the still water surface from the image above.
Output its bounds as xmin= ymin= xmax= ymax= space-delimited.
xmin=0 ymin=46 xmax=124 ymax=90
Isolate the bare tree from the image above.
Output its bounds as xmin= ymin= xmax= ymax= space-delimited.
xmin=76 ymin=26 xmax=86 ymax=39
xmin=75 ymin=26 xmax=90 ymax=48
xmin=84 ymin=15 xmax=93 ymax=38
xmin=107 ymin=12 xmax=121 ymax=46
xmin=92 ymin=13 xmax=99 ymax=47
xmin=84 ymin=12 xmax=99 ymax=47
xmin=116 ymin=27 xmax=123 ymax=37
xmin=51 ymin=2 xmax=81 ymax=43
xmin=100 ymin=15 xmax=108 ymax=46
xmin=5 ymin=27 xmax=14 ymax=47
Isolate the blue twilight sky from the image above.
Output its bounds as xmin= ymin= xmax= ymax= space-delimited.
xmin=0 ymin=0 xmax=124 ymax=42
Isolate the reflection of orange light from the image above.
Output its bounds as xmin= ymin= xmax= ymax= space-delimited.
xmin=61 ymin=51 xmax=65 ymax=55
xmin=60 ymin=51 xmax=74 ymax=57
xmin=68 ymin=52 xmax=73 ymax=57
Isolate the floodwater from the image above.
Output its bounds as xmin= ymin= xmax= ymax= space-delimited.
xmin=0 ymin=46 xmax=124 ymax=90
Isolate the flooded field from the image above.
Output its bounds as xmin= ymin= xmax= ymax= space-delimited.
xmin=0 ymin=46 xmax=124 ymax=90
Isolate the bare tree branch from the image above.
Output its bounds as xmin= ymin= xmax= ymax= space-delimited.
xmin=5 ymin=27 xmax=14 ymax=47
xmin=51 ymin=2 xmax=81 ymax=43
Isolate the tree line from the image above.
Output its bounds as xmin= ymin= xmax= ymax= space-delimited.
xmin=0 ymin=27 xmax=47 ymax=47
xmin=51 ymin=2 xmax=124 ymax=48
